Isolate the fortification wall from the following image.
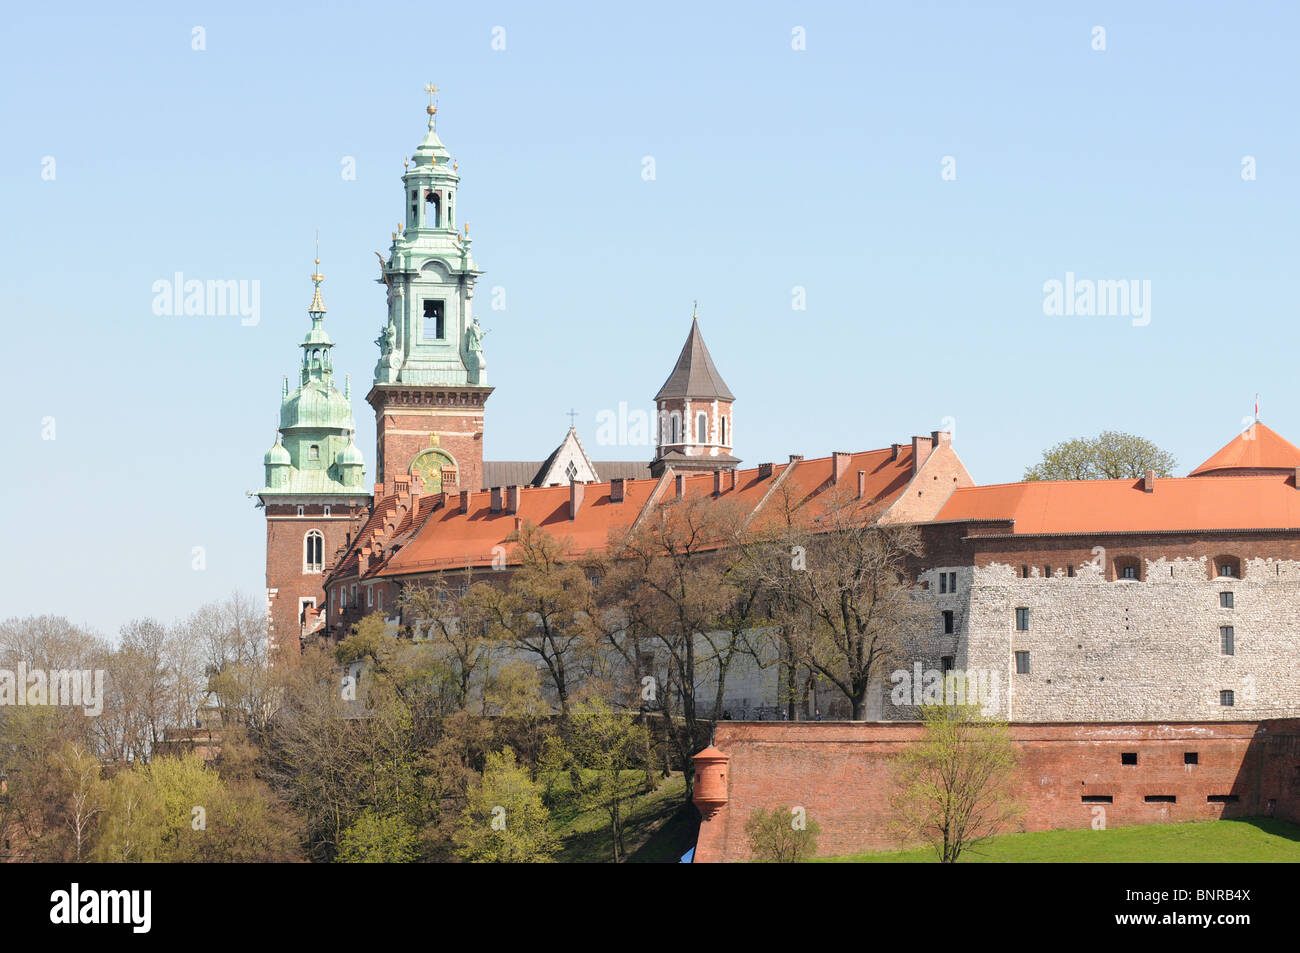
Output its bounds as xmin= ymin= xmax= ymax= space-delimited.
xmin=693 ymin=719 xmax=1300 ymax=862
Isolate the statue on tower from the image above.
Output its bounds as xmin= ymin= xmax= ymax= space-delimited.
xmin=466 ymin=315 xmax=487 ymax=385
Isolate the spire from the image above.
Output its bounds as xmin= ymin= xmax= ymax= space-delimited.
xmin=655 ymin=310 xmax=735 ymax=401
xmin=309 ymin=228 xmax=326 ymax=314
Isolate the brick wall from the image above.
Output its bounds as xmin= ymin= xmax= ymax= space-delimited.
xmin=693 ymin=719 xmax=1300 ymax=862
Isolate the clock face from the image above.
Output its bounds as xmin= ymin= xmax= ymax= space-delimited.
xmin=410 ymin=448 xmax=454 ymax=493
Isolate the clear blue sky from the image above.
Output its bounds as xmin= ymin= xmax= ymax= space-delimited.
xmin=3 ymin=1 xmax=1298 ymax=636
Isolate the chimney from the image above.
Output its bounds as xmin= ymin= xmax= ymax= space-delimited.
xmin=932 ymin=429 xmax=951 ymax=448
xmin=713 ymin=470 xmax=722 ymax=496
xmin=912 ymin=435 xmax=935 ymax=475
xmin=832 ymin=452 xmax=851 ymax=484
xmin=569 ymin=480 xmax=584 ymax=520
xmin=857 ymin=469 xmax=867 ymax=500
xmin=610 ymin=477 xmax=625 ymax=503
xmin=507 ymin=485 xmax=522 ymax=515
xmin=358 ymin=548 xmax=370 ymax=575
xmin=759 ymin=462 xmax=774 ymax=480
xmin=890 ymin=443 xmax=901 ymax=461
xmin=490 ymin=487 xmax=503 ymax=513
xmin=675 ymin=473 xmax=686 ymax=499
xmin=459 ymin=490 xmax=470 ymax=514
xmin=514 ymin=516 xmax=523 ymax=532
xmin=1143 ymin=469 xmax=1155 ymax=493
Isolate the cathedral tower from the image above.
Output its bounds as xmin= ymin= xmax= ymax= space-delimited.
xmin=256 ymin=259 xmax=370 ymax=655
xmin=651 ymin=312 xmax=740 ymax=476
xmin=368 ymin=90 xmax=492 ymax=496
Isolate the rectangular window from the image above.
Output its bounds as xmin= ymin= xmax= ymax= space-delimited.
xmin=940 ymin=655 xmax=954 ymax=673
xmin=367 ymin=586 xmax=373 ymax=607
xmin=1122 ymin=565 xmax=1138 ymax=579
xmin=1044 ymin=565 xmax=1051 ymax=578
xmin=1021 ymin=565 xmax=1029 ymax=578
xmin=1207 ymin=795 xmax=1240 ymax=804
xmin=1014 ymin=650 xmax=1030 ymax=674
xmin=1220 ymin=591 xmax=1233 ymax=608
xmin=942 ymin=610 xmax=954 ymax=634
xmin=1144 ymin=795 xmax=1176 ymax=803
xmin=323 ymin=505 xmax=331 ymax=517
xmin=947 ymin=571 xmax=956 ymax=592
xmin=1067 ymin=564 xmax=1075 ymax=578
xmin=1081 ymin=795 xmax=1113 ymax=803
xmin=1220 ymin=626 xmax=1234 ymax=656
xmin=939 ymin=573 xmax=948 ymax=594
xmin=297 ymin=505 xmax=304 ymax=517
xmin=1015 ymin=607 xmax=1029 ymax=631
xmin=1220 ymin=690 xmax=1235 ymax=707
xmin=1121 ymin=752 xmax=1137 ymax=765
xmin=1184 ymin=752 xmax=1198 ymax=765
xmin=423 ymin=299 xmax=445 ymax=340
xmin=1220 ymin=563 xmax=1235 ymax=577
xmin=377 ymin=589 xmax=383 ymax=611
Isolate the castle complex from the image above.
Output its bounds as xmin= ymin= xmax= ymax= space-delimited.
xmin=255 ymin=99 xmax=1300 ymax=731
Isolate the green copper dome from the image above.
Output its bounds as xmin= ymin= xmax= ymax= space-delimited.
xmin=264 ymin=435 xmax=291 ymax=466
xmin=280 ymin=380 xmax=355 ymax=431
xmin=256 ymin=263 xmax=368 ymax=499
xmin=336 ymin=439 xmax=365 ymax=467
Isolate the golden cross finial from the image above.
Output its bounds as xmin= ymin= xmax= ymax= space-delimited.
xmin=692 ymin=299 xmax=698 ymax=318
xmin=425 ymin=82 xmax=438 ymax=102
xmin=311 ymin=227 xmax=323 ymax=283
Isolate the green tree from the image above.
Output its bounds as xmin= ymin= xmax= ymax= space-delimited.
xmin=338 ymin=810 xmax=420 ymax=862
xmin=744 ymin=805 xmax=821 ymax=862
xmin=1023 ymin=431 xmax=1177 ymax=481
xmin=454 ymin=747 xmax=557 ymax=863
xmin=889 ymin=703 xmax=1023 ymax=863
xmin=558 ymin=698 xmax=651 ymax=862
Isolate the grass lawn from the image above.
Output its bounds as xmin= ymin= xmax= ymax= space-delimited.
xmin=818 ymin=818 xmax=1300 ymax=863
xmin=550 ymin=770 xmax=697 ymax=863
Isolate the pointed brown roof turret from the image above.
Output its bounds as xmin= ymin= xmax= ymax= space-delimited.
xmin=655 ymin=316 xmax=734 ymax=401
xmin=1189 ymin=422 xmax=1300 ymax=476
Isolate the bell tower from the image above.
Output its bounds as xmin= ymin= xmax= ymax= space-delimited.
xmin=368 ymin=87 xmax=492 ymax=497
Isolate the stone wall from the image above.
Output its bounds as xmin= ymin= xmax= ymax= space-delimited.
xmin=890 ymin=555 xmax=1300 ymax=722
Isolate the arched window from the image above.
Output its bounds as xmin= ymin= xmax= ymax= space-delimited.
xmin=1112 ymin=556 xmax=1141 ymax=581
xmin=426 ymin=190 xmax=441 ymax=227
xmin=1214 ymin=556 xmax=1241 ymax=579
xmin=304 ymin=530 xmax=324 ymax=573
xmin=696 ymin=412 xmax=708 ymax=443
xmin=720 ymin=415 xmax=728 ymax=445
xmin=669 ymin=413 xmax=680 ymax=444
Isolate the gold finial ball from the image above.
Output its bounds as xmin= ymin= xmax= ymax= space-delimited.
xmin=315 ymin=258 xmax=320 ymax=265
xmin=427 ymin=104 xmax=437 ymax=115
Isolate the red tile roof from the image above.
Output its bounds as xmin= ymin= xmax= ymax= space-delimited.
xmin=1189 ymin=422 xmax=1300 ymax=476
xmin=354 ymin=445 xmax=920 ymax=579
xmin=934 ymin=472 xmax=1300 ymax=535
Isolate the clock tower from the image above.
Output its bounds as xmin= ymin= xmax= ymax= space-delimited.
xmin=368 ymin=89 xmax=492 ymax=496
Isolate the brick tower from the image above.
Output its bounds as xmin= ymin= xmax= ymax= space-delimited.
xmin=368 ymin=91 xmax=492 ymax=496
xmin=255 ymin=258 xmax=371 ymax=656
xmin=650 ymin=311 xmax=740 ymax=476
